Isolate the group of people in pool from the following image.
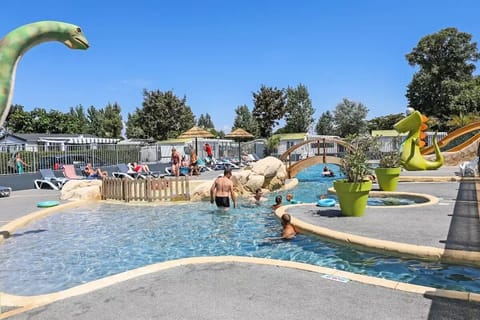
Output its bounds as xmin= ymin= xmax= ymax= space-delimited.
xmin=209 ymin=167 xmax=297 ymax=240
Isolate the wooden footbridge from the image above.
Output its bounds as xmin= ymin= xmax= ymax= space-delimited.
xmin=279 ymin=137 xmax=351 ymax=178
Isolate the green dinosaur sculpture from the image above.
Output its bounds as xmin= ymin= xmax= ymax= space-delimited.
xmin=0 ymin=21 xmax=89 ymax=130
xmin=394 ymin=109 xmax=444 ymax=170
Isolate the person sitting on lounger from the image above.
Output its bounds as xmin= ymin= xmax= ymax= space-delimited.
xmin=84 ymin=163 xmax=107 ymax=179
xmin=132 ymin=162 xmax=151 ymax=173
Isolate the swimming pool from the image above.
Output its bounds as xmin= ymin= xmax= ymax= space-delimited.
xmin=1 ymin=165 xmax=480 ymax=296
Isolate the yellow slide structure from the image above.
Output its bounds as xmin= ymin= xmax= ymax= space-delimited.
xmin=421 ymin=121 xmax=480 ymax=155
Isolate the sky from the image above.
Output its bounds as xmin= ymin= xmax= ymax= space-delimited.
xmin=1 ymin=0 xmax=480 ymax=133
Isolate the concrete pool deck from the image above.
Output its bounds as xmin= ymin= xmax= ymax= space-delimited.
xmin=1 ymin=166 xmax=480 ymax=319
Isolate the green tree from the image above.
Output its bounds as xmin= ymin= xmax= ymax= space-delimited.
xmin=265 ymin=135 xmax=280 ymax=156
xmin=283 ymin=84 xmax=315 ymax=133
xmin=448 ymin=77 xmax=480 ymax=116
xmin=252 ymin=85 xmax=287 ymax=138
xmin=47 ymin=110 xmax=70 ymax=133
xmin=87 ymin=105 xmax=104 ymax=136
xmin=232 ymin=104 xmax=258 ymax=137
xmin=197 ymin=113 xmax=214 ymax=128
xmin=30 ymin=108 xmax=51 ymax=133
xmin=126 ymin=89 xmax=195 ymax=140
xmin=5 ymin=104 xmax=34 ymax=133
xmin=333 ymin=98 xmax=369 ymax=137
xmin=367 ymin=113 xmax=405 ymax=132
xmin=446 ymin=112 xmax=480 ymax=131
xmin=406 ymin=28 xmax=480 ymax=129
xmin=102 ymin=102 xmax=123 ymax=138
xmin=315 ymin=111 xmax=335 ymax=135
xmin=125 ymin=110 xmax=145 ymax=138
xmin=67 ymin=105 xmax=89 ymax=134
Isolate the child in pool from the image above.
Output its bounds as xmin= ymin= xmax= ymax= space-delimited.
xmin=285 ymin=193 xmax=301 ymax=204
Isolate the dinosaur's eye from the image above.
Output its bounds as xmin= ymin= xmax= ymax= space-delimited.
xmin=76 ymin=27 xmax=82 ymax=33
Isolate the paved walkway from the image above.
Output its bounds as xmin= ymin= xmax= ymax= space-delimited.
xmin=2 ymin=167 xmax=480 ymax=319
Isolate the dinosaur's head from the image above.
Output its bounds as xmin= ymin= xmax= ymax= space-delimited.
xmin=394 ymin=108 xmax=428 ymax=133
xmin=63 ymin=24 xmax=89 ymax=50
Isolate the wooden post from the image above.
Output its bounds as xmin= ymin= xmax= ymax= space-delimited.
xmin=322 ymin=138 xmax=326 ymax=163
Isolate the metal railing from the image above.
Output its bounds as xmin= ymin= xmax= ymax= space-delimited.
xmin=0 ymin=144 xmax=142 ymax=175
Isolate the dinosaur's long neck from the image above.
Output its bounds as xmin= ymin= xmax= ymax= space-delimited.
xmin=0 ymin=22 xmax=76 ymax=127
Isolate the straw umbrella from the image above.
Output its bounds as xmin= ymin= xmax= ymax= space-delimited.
xmin=225 ymin=128 xmax=254 ymax=164
xmin=178 ymin=126 xmax=215 ymax=154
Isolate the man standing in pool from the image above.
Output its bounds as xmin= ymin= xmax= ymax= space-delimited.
xmin=210 ymin=167 xmax=236 ymax=210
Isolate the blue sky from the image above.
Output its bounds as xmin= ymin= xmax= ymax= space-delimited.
xmin=1 ymin=0 xmax=479 ymax=133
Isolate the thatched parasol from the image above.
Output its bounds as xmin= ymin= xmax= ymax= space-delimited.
xmin=178 ymin=126 xmax=215 ymax=153
xmin=225 ymin=128 xmax=254 ymax=163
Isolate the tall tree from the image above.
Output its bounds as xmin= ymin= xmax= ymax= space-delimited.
xmin=126 ymin=89 xmax=195 ymax=140
xmin=30 ymin=108 xmax=51 ymax=133
xmin=367 ymin=113 xmax=405 ymax=132
xmin=125 ymin=110 xmax=145 ymax=138
xmin=283 ymin=84 xmax=315 ymax=133
xmin=232 ymin=104 xmax=258 ymax=137
xmin=197 ymin=113 xmax=214 ymax=128
xmin=47 ymin=110 xmax=69 ymax=133
xmin=252 ymin=85 xmax=287 ymax=138
xmin=5 ymin=104 xmax=34 ymax=133
xmin=315 ymin=111 xmax=335 ymax=135
xmin=67 ymin=105 xmax=89 ymax=134
xmin=87 ymin=105 xmax=104 ymax=136
xmin=102 ymin=102 xmax=123 ymax=138
xmin=333 ymin=98 xmax=369 ymax=137
xmin=406 ymin=28 xmax=480 ymax=129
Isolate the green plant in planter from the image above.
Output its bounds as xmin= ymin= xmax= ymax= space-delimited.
xmin=378 ymin=150 xmax=401 ymax=168
xmin=334 ymin=134 xmax=376 ymax=216
xmin=375 ymin=136 xmax=402 ymax=191
xmin=339 ymin=134 xmax=376 ymax=183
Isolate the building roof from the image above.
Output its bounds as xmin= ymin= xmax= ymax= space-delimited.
xmin=272 ymin=133 xmax=307 ymax=140
xmin=371 ymin=130 xmax=405 ymax=137
xmin=1 ymin=133 xmax=119 ymax=144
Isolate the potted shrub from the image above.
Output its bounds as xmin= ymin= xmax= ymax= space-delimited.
xmin=333 ymin=134 xmax=375 ymax=217
xmin=374 ymin=136 xmax=402 ymax=191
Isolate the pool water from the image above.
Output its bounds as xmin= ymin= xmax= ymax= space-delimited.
xmin=293 ymin=164 xmax=428 ymax=206
xmin=1 ymin=164 xmax=480 ymax=296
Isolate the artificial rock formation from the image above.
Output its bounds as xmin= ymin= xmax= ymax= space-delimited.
xmin=190 ymin=156 xmax=287 ymax=201
xmin=60 ymin=179 xmax=102 ymax=201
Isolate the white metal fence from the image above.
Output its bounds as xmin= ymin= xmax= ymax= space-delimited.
xmin=0 ymin=143 xmax=142 ymax=175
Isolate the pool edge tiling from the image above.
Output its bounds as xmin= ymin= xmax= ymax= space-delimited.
xmin=2 ymin=256 xmax=480 ymax=318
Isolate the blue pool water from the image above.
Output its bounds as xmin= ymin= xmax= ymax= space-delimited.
xmin=1 ymin=164 xmax=480 ymax=296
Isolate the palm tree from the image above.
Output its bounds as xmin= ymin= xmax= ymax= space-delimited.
xmin=447 ymin=112 xmax=480 ymax=131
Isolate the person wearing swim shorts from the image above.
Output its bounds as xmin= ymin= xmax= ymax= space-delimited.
xmin=210 ymin=167 xmax=236 ymax=210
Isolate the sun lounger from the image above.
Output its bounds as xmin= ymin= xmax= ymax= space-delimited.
xmin=112 ymin=163 xmax=142 ymax=179
xmin=197 ymin=158 xmax=212 ymax=172
xmin=113 ymin=163 xmax=163 ymax=179
xmin=62 ymin=164 xmax=85 ymax=180
xmin=34 ymin=169 xmax=69 ymax=190
xmin=164 ymin=167 xmax=191 ymax=176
